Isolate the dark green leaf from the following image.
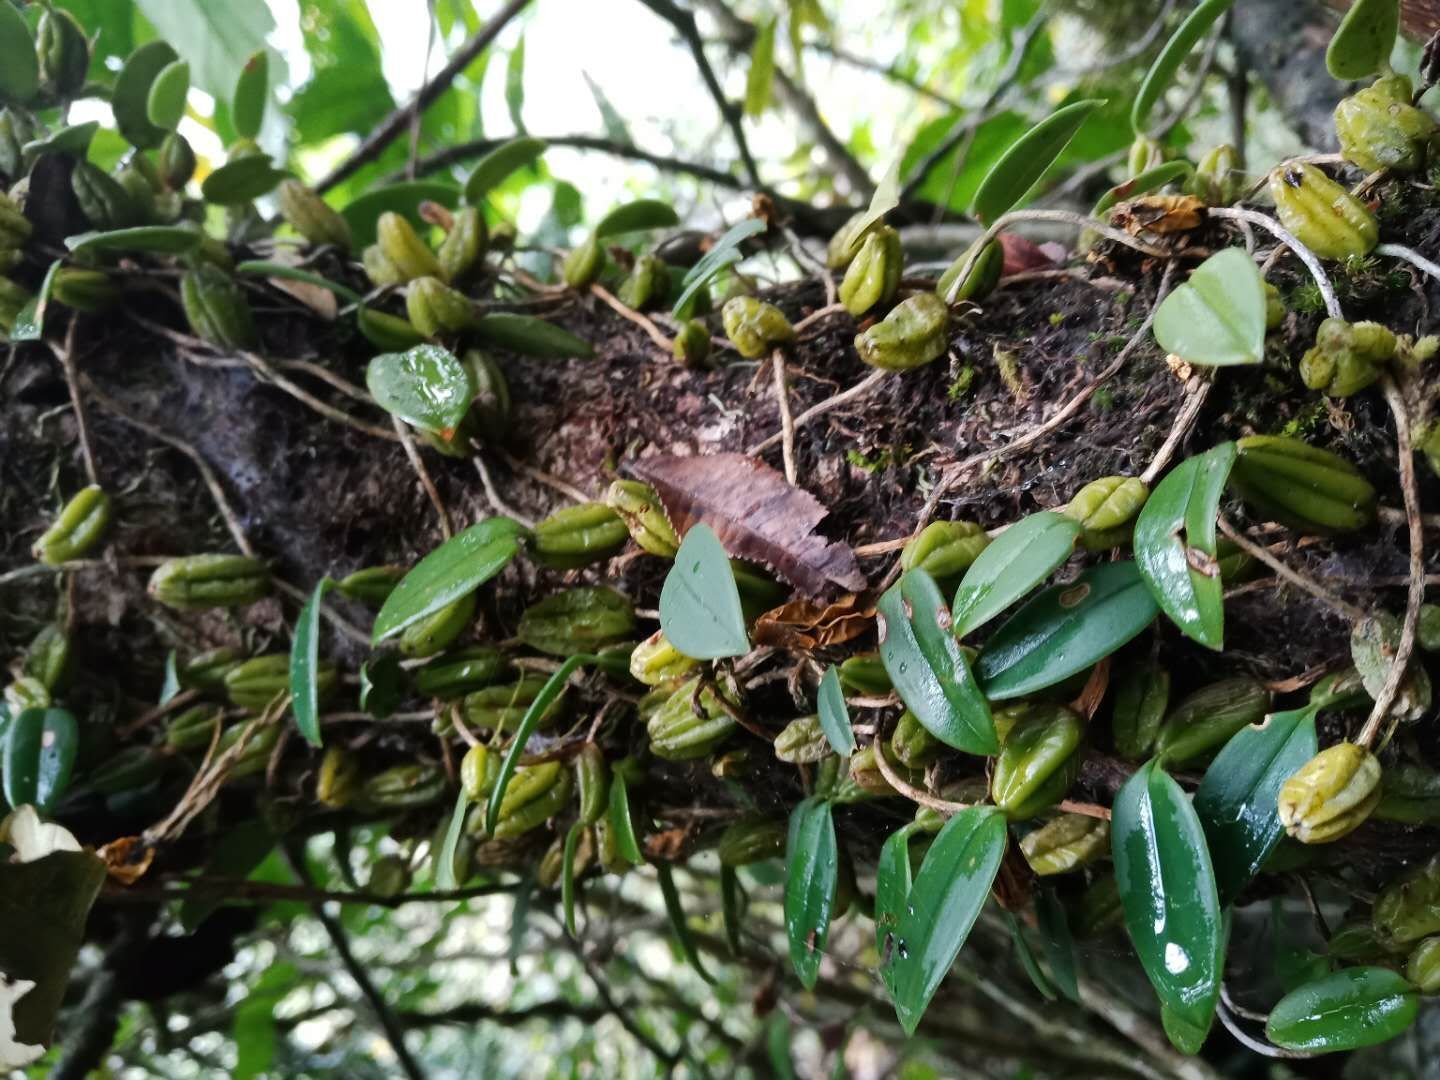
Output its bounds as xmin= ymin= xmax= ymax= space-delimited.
xmin=875 ymin=823 xmax=916 ymax=971
xmin=952 ymin=511 xmax=1081 ymax=637
xmin=358 ymin=655 xmax=403 ymax=720
xmin=1195 ymin=706 xmax=1318 ymax=906
xmin=232 ymin=50 xmax=268 ymax=140
xmin=744 ymin=16 xmax=777 ymax=117
xmin=1153 ymin=248 xmax=1266 ymax=367
xmin=10 ymin=260 xmax=61 ymax=343
xmin=1036 ymin=887 xmax=1080 ymax=1003
xmin=660 ymin=523 xmax=750 ymax=660
xmin=657 ymin=861 xmax=716 ymax=983
xmin=1326 ymin=0 xmax=1400 ymax=81
xmin=1006 ymin=909 xmax=1057 ymax=1000
xmin=885 ymin=806 xmax=1007 ymax=1034
xmin=972 ymin=100 xmax=1104 ymax=225
xmin=785 ymin=795 xmax=837 ymax=989
xmin=112 ymin=40 xmax=179 ymax=148
xmin=672 ymin=218 xmax=767 ymax=319
xmin=1134 ymin=442 xmax=1236 ymax=649
xmin=1112 ymin=759 xmax=1223 ymax=1042
xmin=146 ymin=58 xmax=189 ymax=132
xmin=179 ymin=818 xmax=273 ymax=930
xmin=879 ymin=569 xmax=996 ymax=755
xmin=236 ymin=261 xmax=363 ymax=304
xmin=594 ymin=198 xmax=680 ymax=239
xmin=365 ymin=343 xmax=474 ymax=437
xmin=3 ymin=707 xmax=79 ymax=813
xmin=22 ymin=122 xmax=99 ymax=159
xmin=201 ymin=155 xmax=287 ymax=204
xmin=1266 ymin=967 xmax=1418 ymax=1052
xmin=976 ymin=561 xmax=1158 ymax=699
xmin=471 ymin=312 xmax=596 ymax=358
xmin=720 ymin=865 xmax=743 ymax=955
xmin=340 ymin=181 xmax=461 ymax=250
xmin=608 ymin=771 xmax=644 ymax=865
xmin=505 ymin=36 xmax=526 ymax=132
xmin=816 ymin=667 xmax=856 ymax=756
xmin=463 ymin=136 xmax=547 ymax=204
xmin=1131 ymin=0 xmax=1234 ymax=134
xmin=562 ymin=819 xmax=583 ymax=937
xmin=133 ymin=0 xmax=273 ymax=101
xmin=435 ymin=788 xmax=470 ymax=889
xmin=66 ymin=225 xmax=203 ymax=255
xmin=372 ymin=516 xmax=528 ymax=643
xmin=0 ymin=1 xmax=38 ymax=105
xmin=509 ymin=875 xmax=534 ymax=974
xmin=289 ymin=577 xmax=332 ymax=747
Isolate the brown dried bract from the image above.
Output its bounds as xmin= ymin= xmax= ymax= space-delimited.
xmin=1109 ymin=195 xmax=1206 ymax=245
xmin=98 ymin=835 xmax=155 ymax=885
xmin=752 ymin=594 xmax=873 ymax=650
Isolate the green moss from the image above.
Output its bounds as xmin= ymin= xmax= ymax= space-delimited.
xmin=947 ymin=365 xmax=976 ymax=399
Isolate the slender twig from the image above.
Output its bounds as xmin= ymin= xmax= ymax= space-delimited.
xmin=407 ymin=0 xmax=439 ymax=180
xmin=1215 ymin=1001 xmax=1316 ymax=1060
xmin=1041 ymin=0 xmax=1176 ymax=83
xmin=792 ymin=301 xmax=844 ymax=334
xmin=103 ymin=876 xmax=518 ymax=908
xmin=316 ymin=0 xmax=534 ymax=194
xmin=573 ymin=945 xmax=681 ymax=1068
xmin=1140 ymin=376 xmax=1211 ymax=484
xmin=806 ymin=41 xmax=965 ymax=111
xmin=771 ymin=349 xmax=798 ymax=485
xmin=1376 ymin=241 xmax=1440 ymax=284
xmin=1216 ymin=515 xmax=1369 ymax=622
xmin=471 ymin=453 xmax=535 ymax=527
xmin=392 ymin=416 xmax=453 ymax=539
xmin=499 ymin=449 xmax=592 ymax=502
xmin=1209 ymin=207 xmax=1341 ymax=319
xmin=49 ymin=318 xmax=99 ymax=485
xmin=590 ymin=283 xmax=672 ymax=350
xmin=240 ymin=350 xmax=400 ymax=441
xmin=749 ymin=370 xmax=886 ymax=454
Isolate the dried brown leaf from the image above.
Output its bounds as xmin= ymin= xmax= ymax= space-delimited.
xmin=752 ymin=594 xmax=873 ymax=650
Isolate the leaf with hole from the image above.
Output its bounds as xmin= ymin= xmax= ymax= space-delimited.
xmin=1112 ymin=759 xmax=1223 ymax=1045
xmin=1195 ymin=705 xmax=1318 ymax=906
xmin=3 ymin=707 xmax=78 ymax=813
xmin=672 ymin=218 xmax=767 ymax=319
xmin=1153 ymin=248 xmax=1266 ymax=367
xmin=1131 ymin=0 xmax=1235 ymax=134
xmin=1267 ymin=966 xmax=1418 ymax=1052
xmin=785 ymin=795 xmax=837 ymax=989
xmin=875 ymin=823 xmax=916 ymax=969
xmin=201 ymin=155 xmax=287 ymax=204
xmin=365 ymin=344 xmax=474 ymax=437
xmin=1327 ymin=0 xmax=1401 ymax=81
xmin=232 ymin=50 xmax=268 ymax=140
xmin=816 ymin=667 xmax=856 ymax=756
xmin=146 ymin=59 xmax=189 ymax=132
xmin=1134 ymin=442 xmax=1236 ymax=649
xmin=66 ymin=226 xmax=204 ymax=255
xmin=0 ymin=0 xmax=38 ymax=106
xmin=952 ymin=511 xmax=1081 ymax=637
xmin=885 ymin=806 xmax=1007 ymax=1034
xmin=464 ymin=136 xmax=548 ymax=204
xmin=472 ymin=312 xmax=596 ymax=358
xmin=594 ymin=198 xmax=680 ymax=239
xmin=289 ymin=578 xmax=332 ymax=747
xmin=975 ymin=561 xmax=1158 ymax=699
xmin=371 ymin=516 xmax=528 ymax=643
xmin=972 ymin=99 xmax=1104 ymax=225
xmin=113 ymin=40 xmax=180 ymax=147
xmin=660 ymin=523 xmax=750 ymax=661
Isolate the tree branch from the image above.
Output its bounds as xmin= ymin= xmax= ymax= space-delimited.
xmin=315 ymin=0 xmax=534 ymax=194
xmin=806 ymin=41 xmax=965 ymax=111
xmin=101 ymin=877 xmax=519 ymax=909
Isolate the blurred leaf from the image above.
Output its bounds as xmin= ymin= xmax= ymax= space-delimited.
xmin=785 ymin=796 xmax=836 ymax=989
xmin=660 ymin=523 xmax=750 ymax=660
xmin=816 ymin=667 xmax=856 ymax=755
xmin=506 ymin=36 xmax=526 ymax=132
xmin=9 ymin=260 xmax=61 ymax=343
xmin=1006 ymin=909 xmax=1056 ymax=1000
xmin=66 ymin=225 xmax=202 ymax=255
xmin=22 ymin=122 xmax=98 ymax=159
xmin=745 ymin=16 xmax=778 ymax=117
xmin=159 ymin=651 xmax=180 ymax=705
xmin=1327 ymin=0 xmax=1400 ymax=80
xmin=1132 ymin=0 xmax=1234 ymax=134
xmin=365 ymin=344 xmax=474 ymax=436
xmin=1267 ymin=967 xmax=1417 ymax=1051
xmin=901 ymin=110 xmax=1027 ymax=212
xmin=594 ymin=198 xmax=680 ymax=238
xmin=0 ymin=1 xmax=37 ymax=106
xmin=180 ymin=819 xmax=274 ymax=931
xmin=358 ymin=655 xmax=403 ymax=720
xmin=583 ymin=72 xmax=630 ymax=143
xmin=340 ymin=180 xmax=460 ymax=249
xmin=112 ymin=39 xmax=176 ymax=147
xmin=231 ymin=50 xmax=267 ymax=141
xmin=657 ymin=862 xmax=716 ymax=983
xmin=972 ymin=99 xmax=1103 ymax=224
xmin=133 ymin=0 xmax=273 ymax=101
xmin=721 ymin=865 xmax=743 ymax=954
xmin=1036 ymin=887 xmax=1080 ymax=1003
xmin=235 ymin=261 xmax=363 ymax=304
xmin=608 ymin=771 xmax=644 ymax=865
xmin=146 ymin=58 xmax=188 ymax=132
xmin=201 ymin=155 xmax=287 ymax=204
xmin=289 ymin=577 xmax=332 ymax=747
xmin=463 ymin=136 xmax=547 ymax=204
xmin=3 ymin=708 xmax=78 ymax=813
xmin=471 ymin=312 xmax=595 ymax=358
xmin=1153 ymin=248 xmax=1266 ymax=367
xmin=435 ymin=790 xmax=469 ymax=890
xmin=58 ymin=0 xmax=135 ymax=80
xmin=290 ymin=5 xmax=393 ymax=144
xmin=1092 ymin=160 xmax=1194 ymax=217
xmin=562 ymin=819 xmax=583 ymax=936
xmin=672 ymin=218 xmax=767 ymax=318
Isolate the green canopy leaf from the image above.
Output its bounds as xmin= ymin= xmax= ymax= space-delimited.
xmin=952 ymin=511 xmax=1081 ymax=638
xmin=972 ymin=100 xmax=1104 ymax=225
xmin=785 ymin=795 xmax=837 ymax=989
xmin=1267 ymin=967 xmax=1418 ymax=1052
xmin=744 ymin=15 xmax=777 ymax=117
xmin=0 ymin=1 xmax=38 ymax=106
xmin=659 ymin=523 xmax=751 ymax=660
xmin=1153 ymin=248 xmax=1266 ymax=367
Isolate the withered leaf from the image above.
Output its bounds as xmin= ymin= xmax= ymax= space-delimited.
xmin=630 ymin=453 xmax=867 ymax=598
xmin=752 ymin=594 xmax=873 ymax=650
xmin=1110 ymin=195 xmax=1205 ymax=241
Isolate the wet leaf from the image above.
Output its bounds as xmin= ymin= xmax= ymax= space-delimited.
xmin=372 ymin=516 xmax=528 ymax=643
xmin=886 ymin=806 xmax=1007 ymax=1034
xmin=631 ymin=453 xmax=866 ymax=598
xmin=146 ymin=58 xmax=189 ymax=132
xmin=878 ymin=569 xmax=996 ymax=755
xmin=3 ymin=708 xmax=79 ymax=813
xmin=952 ymin=511 xmax=1081 ymax=638
xmin=236 ymin=261 xmax=363 ymax=304
xmin=608 ymin=772 xmax=644 ymax=865
xmin=816 ymin=667 xmax=857 ymax=756
xmin=201 ymin=155 xmax=287 ymax=204
xmin=1112 ymin=759 xmax=1223 ymax=1045
xmin=289 ymin=578 xmax=332 ymax=747
xmin=1266 ymin=967 xmax=1418 ymax=1052
xmin=1327 ymin=0 xmax=1401 ymax=81
xmin=463 ymin=136 xmax=547 ymax=204
xmin=341 ymin=181 xmax=460 ymax=249
xmin=1132 ymin=0 xmax=1235 ymax=134
xmin=1153 ymin=248 xmax=1266 ymax=366
xmin=232 ymin=51 xmax=268 ymax=140
xmin=657 ymin=861 xmax=716 ymax=983
xmin=785 ymin=795 xmax=837 ymax=989
xmin=875 ymin=823 xmax=916 ymax=979
xmin=672 ymin=218 xmax=767 ymax=319
xmin=435 ymin=788 xmax=469 ymax=889
xmin=9 ymin=261 xmax=61 ymax=343
xmin=471 ymin=312 xmax=595 ymax=358
xmin=1195 ymin=705 xmax=1318 ymax=906
xmin=594 ymin=198 xmax=680 ymax=238
xmin=365 ymin=343 xmax=474 ymax=437
xmin=113 ymin=40 xmax=179 ymax=148
xmin=66 ymin=225 xmax=203 ymax=255
xmin=1134 ymin=442 xmax=1236 ymax=649
xmin=0 ymin=1 xmax=38 ymax=106
xmin=972 ymin=100 xmax=1104 ymax=225
xmin=660 ymin=522 xmax=750 ymax=660
xmin=976 ymin=561 xmax=1158 ymax=700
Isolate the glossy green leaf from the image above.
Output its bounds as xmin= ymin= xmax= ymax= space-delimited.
xmin=976 ymin=561 xmax=1158 ymax=699
xmin=1006 ymin=909 xmax=1057 ymax=1001
xmin=1266 ymin=967 xmax=1418 ymax=1052
xmin=0 ymin=1 xmax=38 ymax=106
xmin=660 ymin=523 xmax=750 ymax=660
xmin=672 ymin=218 xmax=767 ymax=319
xmin=66 ymin=225 xmax=203 ymax=255
xmin=972 ymin=100 xmax=1104 ymax=225
xmin=1131 ymin=0 xmax=1235 ymax=134
xmin=365 ymin=343 xmax=474 ymax=437
xmin=471 ymin=312 xmax=596 ymax=358
xmin=1326 ymin=0 xmax=1401 ymax=81
xmin=3 ymin=707 xmax=79 ymax=813
xmin=594 ymin=198 xmax=680 ymax=239
xmin=562 ymin=819 xmax=583 ymax=937
xmin=720 ymin=865 xmax=743 ymax=955
xmin=1036 ymin=887 xmax=1080 ymax=1003
xmin=886 ymin=806 xmax=1007 ymax=1034
xmin=159 ymin=651 xmax=181 ymax=706
xmin=785 ymin=796 xmax=837 ymax=989
xmin=9 ymin=260 xmax=61 ymax=343
xmin=179 ymin=818 xmax=273 ymax=930
xmin=1153 ymin=248 xmax=1266 ymax=367
xmin=289 ymin=577 xmax=332 ymax=748
xmin=952 ymin=511 xmax=1081 ymax=638
xmin=22 ymin=122 xmax=100 ymax=160
xmin=608 ymin=771 xmax=644 ymax=865
xmin=744 ymin=16 xmax=777 ymax=117
xmin=235 ymin=261 xmax=364 ymax=304
xmin=1092 ymin=160 xmax=1195 ymax=217
xmin=878 ymin=570 xmax=996 ymax=755
xmin=113 ymin=40 xmax=180 ymax=148
xmin=372 ymin=516 xmax=528 ymax=643
xmin=657 ymin=861 xmax=716 ymax=983
xmin=484 ymin=654 xmax=594 ymax=835
xmin=146 ymin=59 xmax=189 ymax=132
xmin=1195 ymin=706 xmax=1318 ymax=907
xmin=232 ymin=50 xmax=268 ymax=140
xmin=1134 ymin=442 xmax=1236 ymax=649
xmin=201 ymin=155 xmax=287 ymax=204
xmin=358 ymin=655 xmax=403 ymax=720
xmin=875 ymin=823 xmax=916 ymax=971
xmin=463 ymin=136 xmax=548 ymax=204
xmin=816 ymin=667 xmax=856 ymax=756
xmin=435 ymin=788 xmax=470 ymax=890
xmin=1112 ymin=759 xmax=1223 ymax=1041
xmin=340 ymin=181 xmax=460 ymax=250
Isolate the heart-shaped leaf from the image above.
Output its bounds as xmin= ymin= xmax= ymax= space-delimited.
xmin=1153 ymin=248 xmax=1266 ymax=367
xmin=471 ymin=313 xmax=595 ymax=358
xmin=672 ymin=218 xmax=767 ymax=319
xmin=885 ymin=806 xmax=1007 ymax=1034
xmin=660 ymin=523 xmax=750 ymax=661
xmin=434 ymin=789 xmax=470 ymax=889
xmin=657 ymin=861 xmax=716 ymax=983
xmin=1267 ymin=967 xmax=1418 ymax=1052
xmin=785 ymin=795 xmax=837 ymax=989
xmin=1326 ymin=0 xmax=1401 ymax=81
xmin=875 ymin=823 xmax=917 ymax=968
xmin=289 ymin=578 xmax=332 ymax=747
xmin=114 ymin=40 xmax=179 ymax=148
xmin=608 ymin=771 xmax=644 ymax=865
xmin=878 ymin=569 xmax=997 ymax=755
xmin=972 ymin=100 xmax=1104 ymax=225
xmin=3 ymin=708 xmax=79 ymax=813
xmin=594 ymin=199 xmax=680 ymax=238
xmin=201 ymin=155 xmax=287 ymax=204
xmin=365 ymin=344 xmax=474 ymax=437
xmin=66 ymin=226 xmax=204 ymax=255
xmin=0 ymin=1 xmax=38 ymax=106
xmin=372 ymin=516 xmax=528 ymax=643
xmin=952 ymin=511 xmax=1081 ymax=637
xmin=146 ymin=58 xmax=190 ymax=132
xmin=816 ymin=667 xmax=857 ymax=756
xmin=463 ymin=136 xmax=548 ymax=204
xmin=22 ymin=122 xmax=99 ymax=160
xmin=1112 ymin=759 xmax=1223 ymax=1045
xmin=976 ymin=561 xmax=1158 ymax=699
xmin=1131 ymin=0 xmax=1235 ymax=134
xmin=1134 ymin=442 xmax=1236 ymax=649
xmin=1195 ymin=706 xmax=1319 ymax=907
xmin=232 ymin=51 xmax=269 ymax=141
xmin=341 ymin=181 xmax=461 ymax=249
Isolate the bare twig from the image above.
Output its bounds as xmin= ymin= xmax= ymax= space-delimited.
xmin=240 ymin=350 xmax=400 ymax=442
xmin=770 ymin=349 xmax=798 ymax=485
xmin=1209 ymin=207 xmax=1341 ymax=319
xmin=806 ymin=41 xmax=965 ymax=111
xmin=1376 ymin=241 xmax=1440 ymax=284
xmin=392 ymin=416 xmax=453 ymax=539
xmin=472 ymin=454 xmax=535 ymax=527
xmin=1216 ymin=515 xmax=1368 ymax=622
xmin=590 ymin=283 xmax=672 ymax=350
xmin=749 ymin=370 xmax=886 ymax=455
xmin=1140 ymin=376 xmax=1211 ymax=485
xmin=49 ymin=318 xmax=99 ymax=485
xmin=499 ymin=449 xmax=593 ymax=503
